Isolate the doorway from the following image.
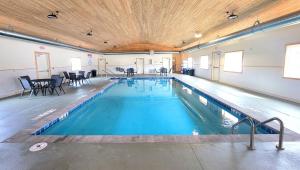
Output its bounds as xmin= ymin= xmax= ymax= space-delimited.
xmin=98 ymin=58 xmax=107 ymax=76
xmin=35 ymin=52 xmax=51 ymax=79
xmin=211 ymin=51 xmax=221 ymax=81
xmin=136 ymin=58 xmax=144 ymax=74
xmin=162 ymin=58 xmax=171 ymax=70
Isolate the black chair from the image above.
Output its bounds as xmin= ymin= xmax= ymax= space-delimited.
xmin=69 ymin=72 xmax=80 ymax=86
xmin=20 ymin=75 xmax=37 ymax=88
xmin=63 ymin=71 xmax=70 ymax=84
xmin=48 ymin=75 xmax=65 ymax=96
xmin=126 ymin=68 xmax=135 ymax=77
xmin=78 ymin=71 xmax=85 ymax=84
xmin=84 ymin=72 xmax=92 ymax=84
xmin=159 ymin=67 xmax=168 ymax=76
xmin=18 ymin=77 xmax=39 ymax=96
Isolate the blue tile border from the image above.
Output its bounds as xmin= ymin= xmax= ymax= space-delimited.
xmin=33 ymin=77 xmax=278 ymax=136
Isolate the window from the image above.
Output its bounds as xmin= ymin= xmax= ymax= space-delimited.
xmin=224 ymin=51 xmax=243 ymax=72
xmin=187 ymin=57 xmax=193 ymax=68
xmin=182 ymin=59 xmax=188 ymax=68
xmin=284 ymin=44 xmax=300 ymax=79
xmin=71 ymin=58 xmax=81 ymax=71
xmin=200 ymin=55 xmax=209 ymax=69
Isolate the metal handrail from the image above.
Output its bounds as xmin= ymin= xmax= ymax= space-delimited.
xmin=256 ymin=117 xmax=284 ymax=150
xmin=231 ymin=117 xmax=255 ymax=150
xmin=101 ymin=69 xmax=119 ymax=78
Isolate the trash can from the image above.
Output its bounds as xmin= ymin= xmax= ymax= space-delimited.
xmin=91 ymin=69 xmax=97 ymax=77
xmin=188 ymin=69 xmax=195 ymax=76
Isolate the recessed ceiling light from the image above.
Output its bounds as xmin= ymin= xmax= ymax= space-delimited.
xmin=47 ymin=11 xmax=59 ymax=19
xmin=195 ymin=32 xmax=202 ymax=38
xmin=226 ymin=11 xmax=238 ymax=20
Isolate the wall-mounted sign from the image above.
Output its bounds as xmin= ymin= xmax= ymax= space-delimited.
xmin=87 ymin=54 xmax=93 ymax=65
xmin=39 ymin=46 xmax=45 ymax=50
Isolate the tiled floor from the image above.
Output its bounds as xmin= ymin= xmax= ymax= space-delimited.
xmin=1 ymin=142 xmax=300 ymax=170
xmin=0 ymin=75 xmax=300 ymax=169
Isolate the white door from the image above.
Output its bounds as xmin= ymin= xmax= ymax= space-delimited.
xmin=136 ymin=58 xmax=144 ymax=74
xmin=35 ymin=52 xmax=50 ymax=78
xmin=162 ymin=58 xmax=171 ymax=70
xmin=98 ymin=58 xmax=106 ymax=76
xmin=211 ymin=51 xmax=221 ymax=81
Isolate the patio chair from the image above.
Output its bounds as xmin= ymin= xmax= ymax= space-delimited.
xmin=78 ymin=71 xmax=85 ymax=84
xmin=84 ymin=72 xmax=92 ymax=84
xmin=18 ymin=77 xmax=39 ymax=96
xmin=63 ymin=71 xmax=70 ymax=84
xmin=48 ymin=75 xmax=65 ymax=96
xmin=69 ymin=72 xmax=80 ymax=86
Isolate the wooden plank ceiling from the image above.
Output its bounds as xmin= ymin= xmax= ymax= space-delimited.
xmin=0 ymin=0 xmax=300 ymax=52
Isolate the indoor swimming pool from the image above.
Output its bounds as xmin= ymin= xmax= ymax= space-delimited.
xmin=38 ymin=78 xmax=275 ymax=135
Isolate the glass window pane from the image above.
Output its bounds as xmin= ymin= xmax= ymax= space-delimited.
xmin=188 ymin=57 xmax=193 ymax=68
xmin=200 ymin=56 xmax=209 ymax=69
xmin=224 ymin=51 xmax=243 ymax=72
xmin=284 ymin=44 xmax=300 ymax=79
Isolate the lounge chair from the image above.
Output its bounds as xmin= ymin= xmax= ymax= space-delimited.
xmin=63 ymin=71 xmax=70 ymax=84
xmin=69 ymin=72 xmax=81 ymax=86
xmin=48 ymin=75 xmax=65 ymax=95
xmin=18 ymin=76 xmax=39 ymax=96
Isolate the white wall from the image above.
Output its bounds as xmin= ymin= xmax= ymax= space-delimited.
xmin=188 ymin=23 xmax=300 ymax=103
xmin=102 ymin=54 xmax=173 ymax=74
xmin=0 ymin=36 xmax=100 ymax=98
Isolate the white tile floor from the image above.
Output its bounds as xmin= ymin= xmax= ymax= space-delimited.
xmin=173 ymin=74 xmax=300 ymax=134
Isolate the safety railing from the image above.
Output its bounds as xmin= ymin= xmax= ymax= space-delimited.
xmin=231 ymin=117 xmax=255 ymax=150
xmin=255 ymin=117 xmax=284 ymax=150
xmin=231 ymin=116 xmax=285 ymax=151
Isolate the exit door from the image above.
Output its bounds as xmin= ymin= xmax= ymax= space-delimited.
xmin=98 ymin=58 xmax=107 ymax=76
xmin=136 ymin=58 xmax=144 ymax=74
xmin=162 ymin=58 xmax=171 ymax=70
xmin=211 ymin=51 xmax=221 ymax=81
xmin=35 ymin=52 xmax=51 ymax=78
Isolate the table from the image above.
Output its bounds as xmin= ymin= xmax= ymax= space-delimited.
xmin=31 ymin=78 xmax=54 ymax=96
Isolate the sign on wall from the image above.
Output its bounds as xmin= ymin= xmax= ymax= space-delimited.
xmin=87 ymin=54 xmax=93 ymax=65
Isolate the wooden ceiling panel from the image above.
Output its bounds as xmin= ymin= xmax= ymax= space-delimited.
xmin=0 ymin=0 xmax=299 ymax=52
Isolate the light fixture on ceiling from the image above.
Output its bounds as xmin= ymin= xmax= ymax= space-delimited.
xmin=194 ymin=32 xmax=202 ymax=38
xmin=47 ymin=11 xmax=59 ymax=19
xmin=86 ymin=29 xmax=93 ymax=36
xmin=226 ymin=11 xmax=238 ymax=20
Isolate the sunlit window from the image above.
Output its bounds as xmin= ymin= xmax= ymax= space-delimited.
xmin=187 ymin=57 xmax=193 ymax=68
xmin=224 ymin=51 xmax=243 ymax=72
xmin=71 ymin=58 xmax=81 ymax=71
xmin=182 ymin=59 xmax=188 ymax=68
xmin=200 ymin=56 xmax=209 ymax=69
xmin=284 ymin=44 xmax=300 ymax=79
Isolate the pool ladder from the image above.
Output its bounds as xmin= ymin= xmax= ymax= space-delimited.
xmin=101 ymin=69 xmax=119 ymax=78
xmin=231 ymin=117 xmax=284 ymax=151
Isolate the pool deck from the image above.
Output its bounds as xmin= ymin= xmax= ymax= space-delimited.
xmin=173 ymin=74 xmax=300 ymax=134
xmin=1 ymin=75 xmax=300 ymax=169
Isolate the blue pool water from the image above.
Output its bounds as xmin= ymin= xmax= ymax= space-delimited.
xmin=41 ymin=78 xmax=271 ymax=135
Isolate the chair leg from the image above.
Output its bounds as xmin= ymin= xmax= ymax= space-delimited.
xmin=54 ymin=88 xmax=60 ymax=96
xmin=30 ymin=90 xmax=33 ymax=97
xmin=20 ymin=90 xmax=24 ymax=96
xmin=60 ymin=86 xmax=66 ymax=94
